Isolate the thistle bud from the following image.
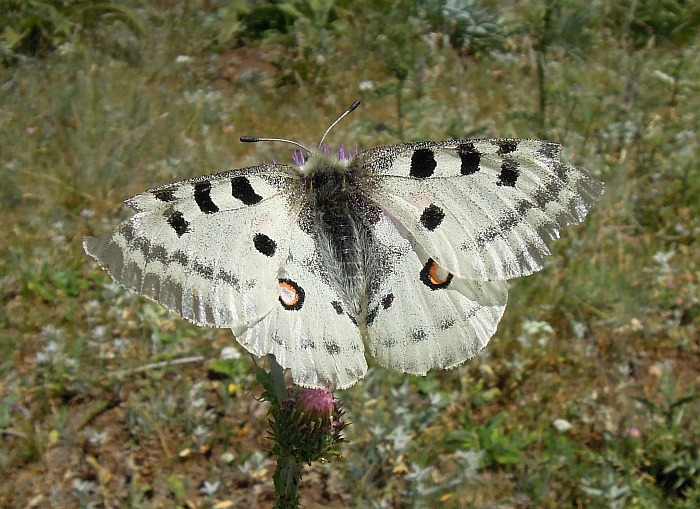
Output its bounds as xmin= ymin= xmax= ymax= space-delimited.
xmin=270 ymin=387 xmax=348 ymax=464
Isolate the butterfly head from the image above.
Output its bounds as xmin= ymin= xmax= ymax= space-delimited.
xmin=240 ymin=100 xmax=361 ymax=173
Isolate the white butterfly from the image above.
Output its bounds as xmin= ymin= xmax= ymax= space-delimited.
xmin=84 ymin=100 xmax=603 ymax=389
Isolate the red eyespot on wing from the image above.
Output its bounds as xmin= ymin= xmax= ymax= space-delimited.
xmin=419 ymin=258 xmax=453 ymax=290
xmin=278 ymin=278 xmax=305 ymax=310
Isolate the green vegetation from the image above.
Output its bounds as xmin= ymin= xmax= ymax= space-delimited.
xmin=1 ymin=0 xmax=698 ymax=507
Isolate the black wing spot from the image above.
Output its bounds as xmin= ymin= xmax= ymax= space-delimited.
xmin=420 ymin=204 xmax=445 ymax=231
xmin=410 ymin=328 xmax=428 ymax=343
xmin=496 ymin=140 xmax=518 ymax=155
xmin=194 ymin=181 xmax=219 ymax=213
xmin=231 ymin=176 xmax=262 ymax=205
xmin=325 ymin=341 xmax=341 ymax=356
xmin=192 ymin=259 xmax=214 ymax=278
xmin=167 ymin=211 xmax=189 ymax=237
xmin=217 ymin=269 xmax=239 ymax=288
xmin=497 ymin=159 xmax=519 ymax=187
xmin=331 ymin=301 xmax=344 ymax=314
xmin=253 ymin=233 xmax=276 ymax=257
xmin=132 ymin=236 xmax=151 ymax=257
xmin=410 ymin=148 xmax=437 ymax=178
xmin=154 ymin=189 xmax=176 ymax=202
xmin=381 ymin=293 xmax=394 ymax=310
xmin=458 ymin=142 xmax=481 ymax=175
xmin=121 ymin=223 xmax=136 ymax=242
xmin=171 ymin=249 xmax=189 ymax=266
xmin=150 ymin=245 xmax=168 ymax=263
xmin=439 ymin=317 xmax=456 ymax=331
xmin=539 ymin=141 xmax=560 ymax=159
xmin=553 ymin=162 xmax=570 ymax=184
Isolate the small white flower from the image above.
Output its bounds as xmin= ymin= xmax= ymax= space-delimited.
xmin=104 ymin=281 xmax=122 ymax=295
xmin=200 ymin=480 xmax=220 ymax=496
xmin=220 ymin=346 xmax=241 ymax=360
xmin=369 ymin=424 xmax=385 ymax=437
xmin=517 ymin=319 xmax=554 ymax=347
xmin=92 ymin=325 xmax=108 ymax=339
xmin=652 ymin=250 xmax=674 ymax=274
xmin=238 ymin=450 xmax=270 ymax=474
xmin=553 ymin=418 xmax=573 ymax=432
xmin=175 ymin=55 xmax=193 ymax=64
xmin=523 ymin=319 xmax=554 ymax=337
xmin=72 ymin=478 xmax=96 ymax=493
xmin=571 ymin=320 xmax=587 ymax=340
xmin=220 ymin=451 xmax=235 ymax=464
xmin=58 ymin=42 xmax=77 ymax=57
xmin=454 ymin=449 xmax=483 ymax=477
xmin=428 ymin=392 xmax=443 ymax=406
xmin=388 ymin=425 xmax=412 ymax=452
xmin=44 ymin=340 xmax=60 ymax=353
xmin=359 ymin=80 xmax=375 ymax=91
xmin=89 ymin=430 xmax=108 ymax=445
xmin=112 ymin=338 xmax=130 ymax=350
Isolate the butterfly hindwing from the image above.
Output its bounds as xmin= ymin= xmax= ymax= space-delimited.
xmin=236 ymin=219 xmax=367 ymax=389
xmin=362 ymin=213 xmax=508 ymax=375
xmin=355 ymin=139 xmax=604 ymax=280
xmin=84 ymin=165 xmax=296 ymax=328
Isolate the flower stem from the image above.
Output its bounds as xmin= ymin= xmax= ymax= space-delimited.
xmin=273 ymin=456 xmax=302 ymax=509
xmin=267 ymin=354 xmax=302 ymax=509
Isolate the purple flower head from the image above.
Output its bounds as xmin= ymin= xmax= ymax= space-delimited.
xmin=292 ymin=149 xmax=306 ymax=166
xmin=269 ymin=386 xmax=348 ymax=463
xmin=291 ymin=145 xmax=358 ymax=166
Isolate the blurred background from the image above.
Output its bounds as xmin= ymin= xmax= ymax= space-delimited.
xmin=1 ymin=1 xmax=698 ymax=507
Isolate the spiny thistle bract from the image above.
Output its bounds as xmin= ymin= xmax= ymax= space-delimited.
xmin=269 ymin=386 xmax=348 ymax=464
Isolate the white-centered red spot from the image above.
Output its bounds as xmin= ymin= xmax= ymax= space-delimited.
xmin=278 ymin=278 xmax=305 ymax=310
xmin=429 ymin=263 xmax=450 ymax=285
xmin=419 ymin=258 xmax=453 ymax=290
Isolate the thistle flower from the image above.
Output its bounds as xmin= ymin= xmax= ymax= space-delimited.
xmin=270 ymin=386 xmax=348 ymax=464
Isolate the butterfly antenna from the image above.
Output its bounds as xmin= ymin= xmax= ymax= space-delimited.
xmin=239 ymin=99 xmax=361 ymax=155
xmin=239 ymin=136 xmax=311 ymax=155
xmin=317 ymin=99 xmax=361 ymax=150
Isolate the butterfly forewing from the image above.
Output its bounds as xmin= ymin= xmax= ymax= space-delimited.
xmin=355 ymin=139 xmax=604 ymax=280
xmin=84 ymin=165 xmax=297 ymax=328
